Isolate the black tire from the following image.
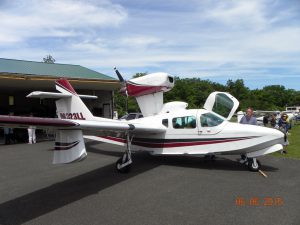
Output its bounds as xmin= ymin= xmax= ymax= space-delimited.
xmin=247 ymin=158 xmax=261 ymax=172
xmin=204 ymin=155 xmax=216 ymax=161
xmin=116 ymin=157 xmax=131 ymax=173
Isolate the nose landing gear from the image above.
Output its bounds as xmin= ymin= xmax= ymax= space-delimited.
xmin=246 ymin=158 xmax=261 ymax=172
xmin=239 ymin=155 xmax=261 ymax=172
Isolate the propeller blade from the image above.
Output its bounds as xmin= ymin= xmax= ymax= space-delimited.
xmin=114 ymin=67 xmax=125 ymax=83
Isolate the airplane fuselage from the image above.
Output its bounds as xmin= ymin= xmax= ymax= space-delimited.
xmin=95 ymin=108 xmax=284 ymax=157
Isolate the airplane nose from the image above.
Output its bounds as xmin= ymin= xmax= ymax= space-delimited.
xmin=270 ymin=127 xmax=285 ymax=143
xmin=274 ymin=128 xmax=284 ymax=137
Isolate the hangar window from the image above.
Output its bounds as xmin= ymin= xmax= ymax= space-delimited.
xmin=9 ymin=96 xmax=14 ymax=106
xmin=172 ymin=116 xmax=196 ymax=129
xmin=200 ymin=113 xmax=224 ymax=127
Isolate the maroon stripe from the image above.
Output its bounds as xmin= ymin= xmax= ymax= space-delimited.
xmin=54 ymin=141 xmax=79 ymax=150
xmin=126 ymin=82 xmax=168 ymax=97
xmin=133 ymin=137 xmax=249 ymax=148
xmin=99 ymin=136 xmax=255 ymax=148
xmin=55 ymin=79 xmax=77 ymax=95
xmin=99 ymin=136 xmax=126 ymax=143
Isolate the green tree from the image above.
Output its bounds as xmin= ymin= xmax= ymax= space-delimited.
xmin=114 ymin=74 xmax=300 ymax=115
xmin=43 ymin=55 xmax=55 ymax=63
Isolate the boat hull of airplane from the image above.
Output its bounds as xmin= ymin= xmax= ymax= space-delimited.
xmin=92 ymin=122 xmax=284 ymax=157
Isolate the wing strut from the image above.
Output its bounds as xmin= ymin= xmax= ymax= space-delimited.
xmin=115 ymin=132 xmax=133 ymax=173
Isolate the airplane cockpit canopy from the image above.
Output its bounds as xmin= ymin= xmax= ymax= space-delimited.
xmin=200 ymin=112 xmax=224 ymax=127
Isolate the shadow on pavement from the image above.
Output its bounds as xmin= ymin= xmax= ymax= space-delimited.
xmin=0 ymin=142 xmax=278 ymax=225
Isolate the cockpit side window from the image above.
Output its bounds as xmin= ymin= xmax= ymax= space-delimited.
xmin=162 ymin=119 xmax=169 ymax=127
xmin=172 ymin=116 xmax=196 ymax=129
xmin=200 ymin=113 xmax=224 ymax=127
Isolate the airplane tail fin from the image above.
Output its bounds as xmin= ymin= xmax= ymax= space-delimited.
xmin=26 ymin=79 xmax=95 ymax=164
xmin=55 ymin=79 xmax=94 ymax=120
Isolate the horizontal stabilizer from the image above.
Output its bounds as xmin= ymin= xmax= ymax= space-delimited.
xmin=27 ymin=91 xmax=98 ymax=99
xmin=78 ymin=94 xmax=98 ymax=99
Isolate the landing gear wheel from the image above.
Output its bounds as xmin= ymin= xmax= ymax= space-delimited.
xmin=116 ymin=133 xmax=133 ymax=173
xmin=204 ymin=154 xmax=216 ymax=161
xmin=247 ymin=158 xmax=261 ymax=172
xmin=116 ymin=157 xmax=131 ymax=173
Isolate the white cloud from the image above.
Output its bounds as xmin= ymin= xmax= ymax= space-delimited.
xmin=0 ymin=0 xmax=127 ymax=45
xmin=200 ymin=0 xmax=271 ymax=31
xmin=0 ymin=0 xmax=300 ymax=89
xmin=69 ymin=38 xmax=109 ymax=52
xmin=120 ymin=36 xmax=161 ymax=48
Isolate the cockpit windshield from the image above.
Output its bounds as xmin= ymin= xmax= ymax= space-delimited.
xmin=212 ymin=93 xmax=234 ymax=118
xmin=200 ymin=112 xmax=224 ymax=127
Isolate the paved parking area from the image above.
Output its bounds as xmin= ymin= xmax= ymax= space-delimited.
xmin=0 ymin=141 xmax=299 ymax=225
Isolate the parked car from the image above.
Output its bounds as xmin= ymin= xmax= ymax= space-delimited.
xmin=119 ymin=113 xmax=143 ymax=120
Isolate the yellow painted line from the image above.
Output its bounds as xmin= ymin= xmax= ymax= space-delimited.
xmin=258 ymin=169 xmax=268 ymax=178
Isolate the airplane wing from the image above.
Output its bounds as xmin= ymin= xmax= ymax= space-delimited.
xmin=0 ymin=115 xmax=166 ymax=133
xmin=0 ymin=78 xmax=166 ymax=165
xmin=0 ymin=115 xmax=78 ymax=129
xmin=77 ymin=120 xmax=166 ymax=133
xmin=0 ymin=115 xmax=166 ymax=165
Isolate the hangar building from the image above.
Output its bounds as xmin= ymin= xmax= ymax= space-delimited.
xmin=0 ymin=58 xmax=120 ymax=119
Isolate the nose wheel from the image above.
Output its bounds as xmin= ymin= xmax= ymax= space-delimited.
xmin=247 ymin=158 xmax=261 ymax=172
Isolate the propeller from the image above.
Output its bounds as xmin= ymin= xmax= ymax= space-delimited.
xmin=114 ymin=67 xmax=125 ymax=83
xmin=114 ymin=67 xmax=128 ymax=114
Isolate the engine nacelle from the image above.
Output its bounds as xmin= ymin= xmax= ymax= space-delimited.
xmin=126 ymin=72 xmax=175 ymax=97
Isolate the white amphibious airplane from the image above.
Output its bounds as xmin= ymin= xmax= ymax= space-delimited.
xmin=0 ymin=70 xmax=285 ymax=172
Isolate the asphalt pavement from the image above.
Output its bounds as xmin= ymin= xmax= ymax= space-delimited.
xmin=0 ymin=141 xmax=299 ymax=225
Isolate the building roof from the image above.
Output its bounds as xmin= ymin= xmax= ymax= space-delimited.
xmin=0 ymin=58 xmax=116 ymax=80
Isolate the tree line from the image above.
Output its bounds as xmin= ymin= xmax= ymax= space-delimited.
xmin=115 ymin=75 xmax=300 ymax=116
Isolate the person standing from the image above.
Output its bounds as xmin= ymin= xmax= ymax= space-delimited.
xmin=4 ymin=127 xmax=13 ymax=145
xmin=239 ymin=107 xmax=257 ymax=125
xmin=239 ymin=107 xmax=257 ymax=164
xmin=28 ymin=113 xmax=36 ymax=144
xmin=278 ymin=113 xmax=289 ymax=154
xmin=263 ymin=114 xmax=269 ymax=127
xmin=270 ymin=113 xmax=277 ymax=128
xmin=4 ymin=112 xmax=15 ymax=144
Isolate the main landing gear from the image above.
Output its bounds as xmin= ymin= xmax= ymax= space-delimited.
xmin=116 ymin=133 xmax=133 ymax=173
xmin=240 ymin=155 xmax=261 ymax=172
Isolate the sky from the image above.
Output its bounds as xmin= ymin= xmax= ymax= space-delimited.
xmin=0 ymin=0 xmax=300 ymax=90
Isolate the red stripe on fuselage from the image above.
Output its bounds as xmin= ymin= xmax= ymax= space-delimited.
xmin=133 ymin=137 xmax=249 ymax=148
xmin=100 ymin=136 xmax=127 ymax=143
xmin=99 ymin=136 xmax=256 ymax=148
